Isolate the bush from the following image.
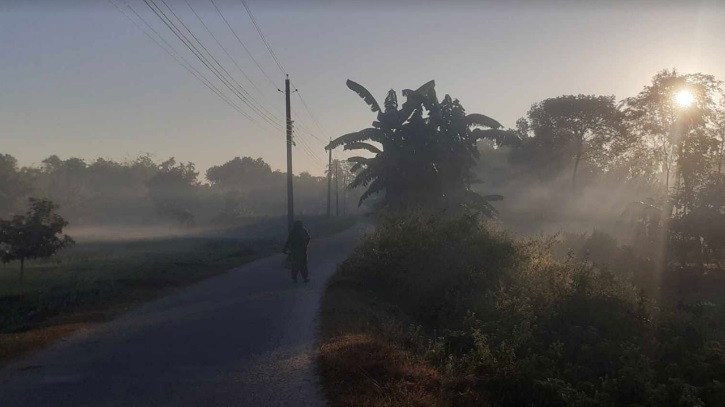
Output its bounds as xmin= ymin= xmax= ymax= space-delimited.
xmin=340 ymin=212 xmax=518 ymax=329
xmin=331 ymin=213 xmax=725 ymax=406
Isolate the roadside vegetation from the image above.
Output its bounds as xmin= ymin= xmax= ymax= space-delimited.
xmin=319 ymin=214 xmax=725 ymax=406
xmin=318 ymin=70 xmax=725 ymax=406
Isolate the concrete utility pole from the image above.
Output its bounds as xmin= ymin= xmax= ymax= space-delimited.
xmin=335 ymin=160 xmax=339 ymax=216
xmin=285 ymin=75 xmax=294 ymax=232
xmin=326 ymin=141 xmax=332 ymax=218
xmin=342 ymin=171 xmax=347 ymax=216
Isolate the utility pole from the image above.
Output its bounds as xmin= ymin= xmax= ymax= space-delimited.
xmin=342 ymin=170 xmax=347 ymax=216
xmin=285 ymin=75 xmax=294 ymax=232
xmin=326 ymin=141 xmax=332 ymax=218
xmin=335 ymin=160 xmax=339 ymax=216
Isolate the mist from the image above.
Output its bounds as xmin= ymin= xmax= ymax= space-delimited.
xmin=0 ymin=153 xmax=363 ymax=242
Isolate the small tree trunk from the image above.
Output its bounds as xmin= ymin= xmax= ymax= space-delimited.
xmin=718 ymin=133 xmax=724 ymax=180
xmin=572 ymin=152 xmax=582 ymax=189
xmin=20 ymin=258 xmax=24 ymax=281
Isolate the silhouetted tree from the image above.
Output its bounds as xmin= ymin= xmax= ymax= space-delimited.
xmin=147 ymin=158 xmax=199 ymax=226
xmin=206 ymin=157 xmax=273 ymax=191
xmin=327 ymin=80 xmax=514 ymax=215
xmin=0 ymin=154 xmax=32 ymax=216
xmin=622 ymin=69 xmax=723 ymax=192
xmin=522 ymin=95 xmax=625 ymax=188
xmin=0 ymin=198 xmax=74 ymax=280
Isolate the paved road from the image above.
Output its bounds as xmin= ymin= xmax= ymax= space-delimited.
xmin=0 ymin=224 xmax=366 ymax=407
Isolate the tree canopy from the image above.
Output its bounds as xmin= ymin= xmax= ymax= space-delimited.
xmin=0 ymin=198 xmax=74 ymax=278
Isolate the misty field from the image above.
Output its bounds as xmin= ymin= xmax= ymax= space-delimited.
xmin=0 ymin=216 xmax=356 ymax=364
xmin=0 ymin=235 xmax=273 ymax=363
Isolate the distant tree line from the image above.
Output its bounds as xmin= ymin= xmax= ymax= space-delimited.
xmin=0 ymin=154 xmax=359 ymax=226
xmin=476 ymin=69 xmax=725 ymax=270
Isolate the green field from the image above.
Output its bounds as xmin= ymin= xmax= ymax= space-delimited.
xmin=0 ymin=215 xmax=357 ymax=364
xmin=0 ymin=235 xmax=277 ymax=363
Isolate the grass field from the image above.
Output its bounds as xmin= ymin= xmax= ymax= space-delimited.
xmin=0 ymin=236 xmax=276 ymax=365
xmin=0 ymin=215 xmax=357 ymax=365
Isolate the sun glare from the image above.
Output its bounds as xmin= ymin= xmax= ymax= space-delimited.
xmin=674 ymin=90 xmax=695 ymax=108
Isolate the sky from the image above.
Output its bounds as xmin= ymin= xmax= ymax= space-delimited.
xmin=2 ymin=0 xmax=725 ymax=178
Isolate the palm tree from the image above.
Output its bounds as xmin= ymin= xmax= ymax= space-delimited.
xmin=327 ymin=79 xmax=517 ymax=215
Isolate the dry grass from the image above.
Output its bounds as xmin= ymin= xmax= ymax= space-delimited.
xmin=319 ymin=334 xmax=445 ymax=407
xmin=317 ymin=272 xmax=471 ymax=407
xmin=0 ymin=322 xmax=92 ymax=363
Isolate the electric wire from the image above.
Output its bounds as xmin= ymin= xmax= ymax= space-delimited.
xmin=293 ymin=87 xmax=327 ymax=142
xmin=183 ymin=0 xmax=285 ymax=126
xmin=119 ymin=0 xmax=332 ymax=173
xmin=210 ymin=0 xmax=278 ymax=88
xmin=240 ymin=0 xmax=286 ymax=75
xmin=145 ymin=0 xmax=282 ymax=131
xmin=110 ymin=0 xmax=255 ymax=122
xmin=155 ymin=0 xmax=283 ymax=130
xmin=143 ymin=0 xmax=257 ymax=118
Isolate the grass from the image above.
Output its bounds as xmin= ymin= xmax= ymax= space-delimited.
xmin=0 ymin=236 xmax=277 ymax=365
xmin=0 ymin=215 xmax=358 ymax=366
xmin=319 ymin=271 xmax=453 ymax=407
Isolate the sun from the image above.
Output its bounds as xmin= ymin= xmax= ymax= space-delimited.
xmin=674 ymin=90 xmax=695 ymax=108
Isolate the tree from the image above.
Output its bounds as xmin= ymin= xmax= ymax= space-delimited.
xmin=327 ymin=79 xmax=514 ymax=215
xmin=0 ymin=198 xmax=74 ymax=279
xmin=206 ymin=157 xmax=273 ymax=191
xmin=622 ymin=69 xmax=723 ymax=193
xmin=524 ymin=94 xmax=625 ymax=188
xmin=146 ymin=158 xmax=199 ymax=226
xmin=623 ymin=70 xmax=725 ymax=267
xmin=0 ymin=154 xmax=32 ymax=216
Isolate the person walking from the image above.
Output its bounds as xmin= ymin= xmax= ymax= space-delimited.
xmin=283 ymin=220 xmax=311 ymax=283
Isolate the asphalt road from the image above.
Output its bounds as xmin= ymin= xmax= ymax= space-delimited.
xmin=0 ymin=224 xmax=367 ymax=407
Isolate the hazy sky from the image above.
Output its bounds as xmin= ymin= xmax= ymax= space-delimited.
xmin=2 ymin=0 xmax=725 ymax=178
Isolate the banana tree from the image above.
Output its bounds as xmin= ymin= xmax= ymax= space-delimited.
xmin=327 ymin=79 xmax=518 ymax=215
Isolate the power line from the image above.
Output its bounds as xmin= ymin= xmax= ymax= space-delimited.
xmin=240 ymin=0 xmax=286 ymax=75
xmin=121 ymin=0 xmax=329 ymax=173
xmin=184 ymin=0 xmax=259 ymax=95
xmin=143 ymin=0 xmax=253 ymax=114
xmin=156 ymin=0 xmax=279 ymax=128
xmin=293 ymin=87 xmax=328 ymax=142
xmin=145 ymin=0 xmax=282 ymax=130
xmin=183 ymin=0 xmax=284 ymax=126
xmin=210 ymin=0 xmax=278 ymax=88
xmin=110 ymin=0 xmax=255 ymax=122
xmin=294 ymin=134 xmax=325 ymax=168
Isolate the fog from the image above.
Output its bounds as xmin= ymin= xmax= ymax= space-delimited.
xmin=476 ymin=142 xmax=656 ymax=242
xmin=0 ymin=153 xmax=363 ymax=242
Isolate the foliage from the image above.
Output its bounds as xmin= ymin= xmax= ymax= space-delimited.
xmin=621 ymin=70 xmax=725 ymax=267
xmin=0 ymin=198 xmax=74 ymax=277
xmin=0 ymin=154 xmax=32 ymax=216
xmin=206 ymin=156 xmax=272 ymax=190
xmin=146 ymin=158 xmax=199 ymax=226
xmin=328 ymin=80 xmax=515 ymax=215
xmin=0 ymin=153 xmax=361 ymax=227
xmin=515 ymin=94 xmax=626 ymax=187
xmin=621 ymin=69 xmax=723 ymax=188
xmin=329 ymin=214 xmax=725 ymax=406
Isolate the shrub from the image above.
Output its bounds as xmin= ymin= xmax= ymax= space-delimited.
xmin=332 ymin=213 xmax=725 ymax=406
